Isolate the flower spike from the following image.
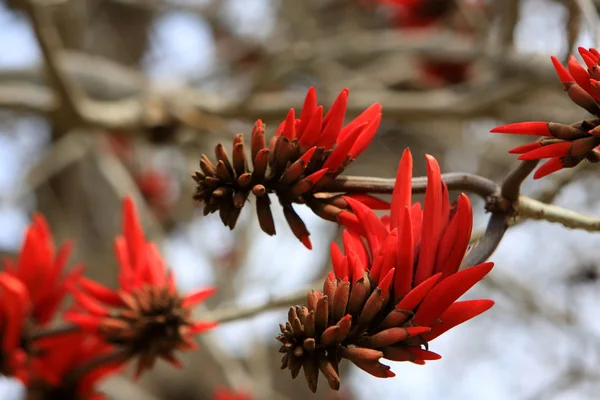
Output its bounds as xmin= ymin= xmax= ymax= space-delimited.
xmin=277 ymin=151 xmax=494 ymax=392
xmin=193 ymin=87 xmax=382 ymax=247
xmin=491 ymin=48 xmax=600 ymax=178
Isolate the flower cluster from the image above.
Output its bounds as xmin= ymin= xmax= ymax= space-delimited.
xmin=193 ymin=87 xmax=382 ymax=248
xmin=277 ymin=149 xmax=494 ymax=392
xmin=367 ymin=0 xmax=479 ymax=86
xmin=492 ymin=48 xmax=600 ymax=178
xmin=0 ymin=197 xmax=217 ymax=399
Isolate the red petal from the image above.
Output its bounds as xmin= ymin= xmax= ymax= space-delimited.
xmin=395 ymin=273 xmax=441 ymax=311
xmin=568 ymin=54 xmax=598 ymax=99
xmin=508 ymin=142 xmax=543 ymax=154
xmin=490 ymin=122 xmax=551 ymax=136
xmin=343 ymin=196 xmax=389 ymax=255
xmin=323 ymin=122 xmax=366 ymax=171
xmin=188 ymin=321 xmax=218 ymax=335
xmin=426 ymin=299 xmax=494 ymax=341
xmin=182 ymin=287 xmax=216 ymax=308
xmin=414 ymin=155 xmax=444 ymax=285
xmin=282 ymin=108 xmax=296 ymax=140
xmin=297 ymin=87 xmax=317 ymax=138
xmin=394 ymin=207 xmax=414 ymax=299
xmin=517 ymin=141 xmax=571 ymax=160
xmin=533 ymin=157 xmax=564 ymax=179
xmin=390 ymin=148 xmax=413 ymax=231
xmin=349 ymin=112 xmax=382 ymax=158
xmin=318 ymin=89 xmax=348 ymax=149
xmin=413 ymin=262 xmax=493 ymax=326
xmin=331 ymin=242 xmax=346 ymax=278
xmin=551 ymin=56 xmax=575 ymax=85
xmin=298 ymin=106 xmax=323 ymax=150
xmin=338 ymin=102 xmax=382 ymax=142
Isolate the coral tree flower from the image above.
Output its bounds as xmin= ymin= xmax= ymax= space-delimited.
xmin=277 ymin=150 xmax=494 ymax=392
xmin=491 ymin=48 xmax=600 ymax=178
xmin=0 ymin=272 xmax=30 ymax=376
xmin=3 ymin=214 xmax=82 ymax=326
xmin=213 ymin=387 xmax=252 ymax=400
xmin=25 ymin=332 xmax=119 ymax=400
xmin=66 ymin=197 xmax=217 ymax=377
xmin=0 ymin=214 xmax=81 ymax=376
xmin=193 ymin=86 xmax=382 ymax=249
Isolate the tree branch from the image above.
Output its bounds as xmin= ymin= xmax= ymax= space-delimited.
xmin=517 ymin=195 xmax=600 ymax=231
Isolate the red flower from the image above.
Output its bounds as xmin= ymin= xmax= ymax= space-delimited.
xmin=491 ymin=48 xmax=600 ymax=178
xmin=66 ymin=196 xmax=217 ymax=377
xmin=25 ymin=332 xmax=120 ymax=400
xmin=278 ymin=150 xmax=493 ymax=392
xmin=0 ymin=272 xmax=29 ymax=376
xmin=3 ymin=214 xmax=82 ymax=326
xmin=135 ymin=170 xmax=173 ymax=214
xmin=213 ymin=387 xmax=252 ymax=400
xmin=193 ymin=87 xmax=382 ymax=248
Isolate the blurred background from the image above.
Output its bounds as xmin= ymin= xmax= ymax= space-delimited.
xmin=2 ymin=0 xmax=600 ymax=399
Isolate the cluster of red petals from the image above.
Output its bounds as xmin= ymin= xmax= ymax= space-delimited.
xmin=3 ymin=214 xmax=82 ymax=325
xmin=491 ymin=48 xmax=600 ymax=178
xmin=193 ymin=86 xmax=382 ymax=249
xmin=367 ymin=0 xmax=477 ymax=86
xmin=66 ymin=197 xmax=217 ymax=376
xmin=213 ymin=387 xmax=252 ymax=400
xmin=26 ymin=332 xmax=119 ymax=400
xmin=135 ymin=170 xmax=172 ymax=210
xmin=0 ymin=214 xmax=82 ymax=376
xmin=337 ymin=149 xmax=494 ymax=355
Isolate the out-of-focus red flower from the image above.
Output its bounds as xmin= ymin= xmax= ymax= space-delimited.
xmin=278 ymin=150 xmax=494 ymax=392
xmin=0 ymin=272 xmax=29 ymax=376
xmin=66 ymin=196 xmax=217 ymax=377
xmin=491 ymin=48 xmax=600 ymax=178
xmin=3 ymin=214 xmax=82 ymax=326
xmin=135 ymin=170 xmax=172 ymax=210
xmin=193 ymin=86 xmax=382 ymax=248
xmin=374 ymin=0 xmax=456 ymax=28
xmin=213 ymin=387 xmax=252 ymax=400
xmin=24 ymin=332 xmax=120 ymax=400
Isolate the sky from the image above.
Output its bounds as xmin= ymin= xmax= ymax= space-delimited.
xmin=1 ymin=0 xmax=600 ymax=399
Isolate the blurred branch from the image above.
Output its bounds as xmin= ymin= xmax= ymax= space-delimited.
xmin=576 ymin=0 xmax=600 ymax=46
xmin=22 ymin=0 xmax=84 ymax=124
xmin=205 ymin=281 xmax=320 ymax=324
xmin=517 ymin=195 xmax=600 ymax=231
xmin=463 ymin=160 xmax=538 ymax=267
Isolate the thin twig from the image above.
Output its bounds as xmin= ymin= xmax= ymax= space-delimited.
xmin=204 ymin=282 xmax=319 ymax=324
xmin=65 ymin=348 xmax=129 ymax=388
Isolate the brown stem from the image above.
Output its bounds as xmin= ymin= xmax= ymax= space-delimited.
xmin=462 ymin=160 xmax=539 ymax=267
xmin=27 ymin=324 xmax=80 ymax=341
xmin=326 ymin=173 xmax=500 ymax=200
xmin=65 ymin=348 xmax=129 ymax=388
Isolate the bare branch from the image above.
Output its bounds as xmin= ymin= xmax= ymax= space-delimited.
xmin=517 ymin=195 xmax=600 ymax=231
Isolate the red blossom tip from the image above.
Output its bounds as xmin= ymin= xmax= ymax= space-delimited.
xmin=508 ymin=142 xmax=543 ymax=154
xmin=533 ymin=157 xmax=564 ymax=179
xmin=550 ymin=56 xmax=575 ymax=85
xmin=517 ymin=141 xmax=571 ymax=160
xmin=300 ymin=235 xmax=313 ymax=250
xmin=490 ymin=122 xmax=551 ymax=136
